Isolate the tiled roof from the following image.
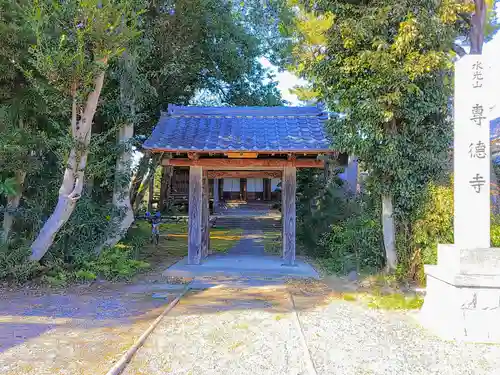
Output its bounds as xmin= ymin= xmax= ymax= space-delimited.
xmin=491 ymin=117 xmax=500 ymax=141
xmin=143 ymin=105 xmax=332 ymax=153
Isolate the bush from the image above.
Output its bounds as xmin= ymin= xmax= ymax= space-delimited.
xmin=41 ymin=272 xmax=68 ymax=287
xmin=411 ymin=182 xmax=453 ymax=274
xmin=491 ymin=215 xmax=500 ymax=247
xmin=75 ymin=269 xmax=97 ymax=282
xmin=321 ymin=197 xmax=385 ymax=274
xmin=89 ymin=244 xmax=150 ymax=281
xmin=0 ymin=242 xmax=42 ymax=283
xmin=296 ymin=168 xmax=352 ymax=258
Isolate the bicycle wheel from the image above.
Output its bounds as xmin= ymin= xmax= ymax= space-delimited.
xmin=154 ymin=233 xmax=159 ymax=246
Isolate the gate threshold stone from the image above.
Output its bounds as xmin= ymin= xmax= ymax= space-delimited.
xmin=163 ymin=254 xmax=319 ymax=279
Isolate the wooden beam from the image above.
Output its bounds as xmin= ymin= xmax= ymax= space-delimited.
xmin=207 ymin=170 xmax=282 ymax=179
xmin=227 ymin=152 xmax=258 ymax=158
xmin=201 ymin=172 xmax=209 ymax=258
xmin=282 ymin=167 xmax=296 ymax=266
xmin=213 ymin=178 xmax=220 ymax=210
xmin=163 ymin=158 xmax=324 ymax=168
xmin=188 ymin=166 xmax=203 ymax=265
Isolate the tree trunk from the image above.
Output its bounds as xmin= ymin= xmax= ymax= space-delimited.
xmin=130 ymin=153 xmax=149 ymax=207
xmin=133 ymin=154 xmax=160 ymax=214
xmin=30 ymin=70 xmax=106 ymax=261
xmin=470 ymin=0 xmax=487 ymax=54
xmin=95 ymin=123 xmax=135 ymax=254
xmin=147 ymin=170 xmax=155 ymax=212
xmin=159 ymin=166 xmax=174 ymax=212
xmin=382 ymin=194 xmax=397 ymax=271
xmin=2 ymin=170 xmax=26 ymax=243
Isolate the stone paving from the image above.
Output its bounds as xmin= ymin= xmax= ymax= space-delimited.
xmin=164 ymin=230 xmax=319 ymax=279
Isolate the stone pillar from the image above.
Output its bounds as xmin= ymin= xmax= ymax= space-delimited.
xmin=420 ymin=55 xmax=500 ymax=343
xmin=213 ymin=178 xmax=219 ymax=212
xmin=201 ymin=172 xmax=210 ymax=259
xmin=282 ymin=167 xmax=296 ymax=266
xmin=188 ymin=166 xmax=202 ymax=265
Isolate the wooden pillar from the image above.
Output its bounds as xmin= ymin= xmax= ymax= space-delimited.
xmin=201 ymin=172 xmax=210 ymax=258
xmin=213 ymin=178 xmax=220 ymax=211
xmin=282 ymin=167 xmax=296 ymax=266
xmin=188 ymin=166 xmax=203 ymax=265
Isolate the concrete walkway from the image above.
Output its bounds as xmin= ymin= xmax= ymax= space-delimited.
xmin=163 ymin=230 xmax=319 ymax=279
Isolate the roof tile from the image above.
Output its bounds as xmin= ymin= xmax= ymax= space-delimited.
xmin=143 ymin=105 xmax=332 ymax=152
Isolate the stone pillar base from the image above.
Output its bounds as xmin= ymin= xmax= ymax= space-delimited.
xmin=419 ymin=244 xmax=500 ymax=343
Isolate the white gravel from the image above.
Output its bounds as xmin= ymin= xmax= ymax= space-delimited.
xmin=123 ymin=303 xmax=309 ymax=374
xmin=122 ymin=287 xmax=500 ymax=375
xmin=299 ymin=300 xmax=500 ymax=375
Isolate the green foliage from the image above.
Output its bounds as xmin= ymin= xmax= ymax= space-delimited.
xmin=262 ymin=231 xmax=282 ymax=255
xmin=287 ymin=0 xmax=469 ymax=279
xmin=91 ymin=245 xmax=150 ymax=280
xmin=365 ymin=293 xmax=423 ymax=310
xmin=322 ymin=198 xmax=385 ymax=274
xmin=296 ymin=168 xmax=352 ymax=257
xmin=0 ymin=243 xmax=41 ymax=283
xmin=0 ymin=0 xmax=289 ymax=284
xmin=41 ymin=272 xmax=68 ymax=288
xmin=412 ymin=180 xmax=454 ymax=268
xmin=26 ymin=0 xmax=143 ymax=100
xmin=297 ymin=168 xmax=384 ymax=274
xmin=75 ymin=269 xmax=97 ymax=282
xmin=491 ymin=215 xmax=500 ymax=247
xmin=0 ymin=178 xmax=18 ymax=197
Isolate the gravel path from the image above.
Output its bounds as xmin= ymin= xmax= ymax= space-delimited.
xmin=0 ymin=286 xmax=178 ymax=375
xmin=122 ymin=286 xmax=310 ymax=375
xmin=3 ymin=275 xmax=500 ymax=375
xmin=299 ymin=299 xmax=500 ymax=375
xmin=123 ymin=280 xmax=500 ymax=375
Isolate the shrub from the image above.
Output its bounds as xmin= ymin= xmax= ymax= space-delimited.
xmin=75 ymin=269 xmax=97 ymax=282
xmin=41 ymin=272 xmax=68 ymax=287
xmin=491 ymin=215 xmax=500 ymax=247
xmin=91 ymin=244 xmax=150 ymax=280
xmin=0 ymin=242 xmax=42 ymax=283
xmin=321 ymin=197 xmax=385 ymax=274
xmin=297 ymin=168 xmax=352 ymax=258
xmin=411 ymin=182 xmax=453 ymax=271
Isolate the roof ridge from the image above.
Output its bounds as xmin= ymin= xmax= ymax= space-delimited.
xmin=166 ymin=104 xmax=325 ymax=117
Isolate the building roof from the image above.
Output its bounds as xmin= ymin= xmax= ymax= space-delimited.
xmin=143 ymin=105 xmax=332 ymax=153
xmin=491 ymin=117 xmax=500 ymax=142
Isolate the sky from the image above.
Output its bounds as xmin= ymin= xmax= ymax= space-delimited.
xmin=259 ymin=57 xmax=306 ymax=105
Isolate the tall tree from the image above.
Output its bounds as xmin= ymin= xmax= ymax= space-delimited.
xmin=97 ymin=0 xmax=286 ymax=248
xmin=25 ymin=0 xmax=143 ymax=261
xmin=286 ymin=0 xmax=487 ymax=272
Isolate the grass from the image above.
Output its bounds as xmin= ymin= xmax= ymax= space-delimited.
xmin=261 ymin=231 xmax=282 ymax=255
xmin=322 ymin=271 xmax=424 ymax=310
xmin=365 ymin=293 xmax=423 ymax=310
xmin=338 ymin=290 xmax=424 ymax=310
xmin=135 ymin=221 xmax=243 ymax=259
